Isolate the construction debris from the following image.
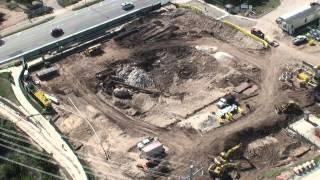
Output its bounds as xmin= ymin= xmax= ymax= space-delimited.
xmin=126 ymin=68 xmax=153 ymax=88
xmin=274 ymin=101 xmax=301 ymax=115
xmin=293 ymin=160 xmax=317 ymax=176
xmin=244 ymin=136 xmax=280 ymax=168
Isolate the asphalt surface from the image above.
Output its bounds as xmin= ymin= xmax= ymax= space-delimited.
xmin=0 ymin=0 xmax=163 ymax=63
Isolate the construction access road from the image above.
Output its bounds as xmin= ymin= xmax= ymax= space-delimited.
xmin=0 ymin=0 xmax=165 ymax=64
xmin=5 ymin=66 xmax=87 ymax=180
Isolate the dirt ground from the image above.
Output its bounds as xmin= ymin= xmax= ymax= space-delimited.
xmin=0 ymin=6 xmax=26 ymax=31
xmin=32 ymin=7 xmax=320 ymax=180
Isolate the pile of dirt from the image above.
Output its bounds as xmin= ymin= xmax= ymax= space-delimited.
xmin=101 ymin=45 xmax=219 ymax=93
xmin=115 ymin=9 xmax=242 ymax=48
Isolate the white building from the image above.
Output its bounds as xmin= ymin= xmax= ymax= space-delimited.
xmin=277 ymin=2 xmax=320 ymax=35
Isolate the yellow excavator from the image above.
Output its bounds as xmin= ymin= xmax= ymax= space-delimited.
xmin=208 ymin=143 xmax=242 ymax=178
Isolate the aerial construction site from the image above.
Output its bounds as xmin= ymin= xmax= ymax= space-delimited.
xmin=0 ymin=0 xmax=320 ymax=180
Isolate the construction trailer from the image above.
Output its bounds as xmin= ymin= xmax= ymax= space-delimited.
xmin=36 ymin=66 xmax=59 ymax=80
xmin=140 ymin=140 xmax=165 ymax=158
xmin=277 ymin=2 xmax=320 ymax=35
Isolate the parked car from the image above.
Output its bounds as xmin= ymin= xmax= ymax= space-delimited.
xmin=51 ymin=28 xmax=64 ymax=38
xmin=308 ymin=29 xmax=320 ymax=41
xmin=137 ymin=137 xmax=154 ymax=150
xmin=121 ymin=2 xmax=134 ymax=10
xmin=216 ymin=95 xmax=236 ymax=109
xmin=251 ymin=28 xmax=265 ymax=39
xmin=292 ymin=35 xmax=308 ymax=46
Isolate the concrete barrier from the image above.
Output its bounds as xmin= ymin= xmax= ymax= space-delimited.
xmin=0 ymin=16 xmax=55 ymax=38
xmin=173 ymin=3 xmax=203 ymax=15
xmin=223 ymin=20 xmax=269 ymax=48
xmin=72 ymin=0 xmax=103 ymax=11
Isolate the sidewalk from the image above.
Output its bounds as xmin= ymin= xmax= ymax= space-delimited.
xmin=8 ymin=65 xmax=87 ymax=180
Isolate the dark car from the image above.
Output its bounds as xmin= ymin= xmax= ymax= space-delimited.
xmin=292 ymin=35 xmax=308 ymax=46
xmin=51 ymin=28 xmax=64 ymax=38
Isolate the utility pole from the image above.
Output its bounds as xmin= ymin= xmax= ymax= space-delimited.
xmin=182 ymin=161 xmax=203 ymax=180
xmin=68 ymin=97 xmax=110 ymax=160
xmin=189 ymin=162 xmax=194 ymax=180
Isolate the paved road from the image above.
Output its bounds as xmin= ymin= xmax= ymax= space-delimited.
xmin=0 ymin=0 xmax=163 ymax=63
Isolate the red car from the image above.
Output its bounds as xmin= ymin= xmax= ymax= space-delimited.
xmin=251 ymin=28 xmax=265 ymax=39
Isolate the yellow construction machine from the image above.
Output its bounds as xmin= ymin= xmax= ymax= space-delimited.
xmin=208 ymin=143 xmax=242 ymax=178
xmin=33 ymin=89 xmax=52 ymax=108
xmin=84 ymin=44 xmax=102 ymax=56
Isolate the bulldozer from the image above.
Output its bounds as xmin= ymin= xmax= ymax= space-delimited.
xmin=208 ymin=143 xmax=242 ymax=178
xmin=84 ymin=44 xmax=102 ymax=56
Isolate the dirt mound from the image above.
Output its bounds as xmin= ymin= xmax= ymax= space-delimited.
xmin=115 ymin=9 xmax=238 ymax=48
xmin=104 ymin=45 xmax=218 ymax=92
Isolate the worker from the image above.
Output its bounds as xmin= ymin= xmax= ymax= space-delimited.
xmin=245 ymin=103 xmax=251 ymax=111
xmin=238 ymin=107 xmax=244 ymax=115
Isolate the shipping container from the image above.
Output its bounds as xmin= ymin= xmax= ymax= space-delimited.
xmin=36 ymin=66 xmax=59 ymax=80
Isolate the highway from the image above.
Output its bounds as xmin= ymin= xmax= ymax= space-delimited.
xmin=0 ymin=0 xmax=164 ymax=63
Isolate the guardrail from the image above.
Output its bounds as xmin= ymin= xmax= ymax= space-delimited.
xmin=222 ymin=20 xmax=269 ymax=48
